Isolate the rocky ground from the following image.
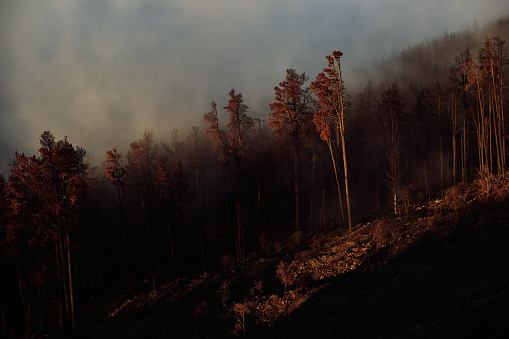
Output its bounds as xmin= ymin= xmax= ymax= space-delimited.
xmin=77 ymin=175 xmax=509 ymax=338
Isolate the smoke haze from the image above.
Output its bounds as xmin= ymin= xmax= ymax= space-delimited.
xmin=1 ymin=0 xmax=508 ymax=174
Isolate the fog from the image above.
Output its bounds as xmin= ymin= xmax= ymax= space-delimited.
xmin=1 ymin=0 xmax=508 ymax=175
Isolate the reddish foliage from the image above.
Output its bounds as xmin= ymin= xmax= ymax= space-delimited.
xmin=310 ymin=51 xmax=345 ymax=141
xmin=276 ymin=260 xmax=296 ymax=292
xmin=203 ymin=102 xmax=224 ymax=153
xmin=203 ymin=101 xmax=228 ymax=166
xmin=204 ymin=90 xmax=253 ymax=168
xmin=268 ymin=69 xmax=312 ymax=142
xmin=460 ymin=58 xmax=480 ymax=91
xmin=460 ymin=38 xmax=500 ymax=91
xmin=1 ymin=131 xmax=90 ymax=333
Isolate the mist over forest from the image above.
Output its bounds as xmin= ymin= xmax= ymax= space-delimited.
xmin=1 ymin=13 xmax=509 ymax=338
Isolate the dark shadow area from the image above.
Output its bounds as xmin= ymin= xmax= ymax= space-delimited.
xmin=75 ymin=199 xmax=509 ymax=338
xmin=264 ymin=202 xmax=509 ymax=338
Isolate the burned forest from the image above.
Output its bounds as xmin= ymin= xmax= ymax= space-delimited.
xmin=1 ymin=15 xmax=509 ymax=338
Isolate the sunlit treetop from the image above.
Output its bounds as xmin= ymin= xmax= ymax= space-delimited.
xmin=268 ymin=68 xmax=313 ymax=142
xmin=310 ymin=50 xmax=346 ymax=142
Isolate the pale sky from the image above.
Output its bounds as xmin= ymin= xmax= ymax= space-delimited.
xmin=1 ymin=0 xmax=508 ymax=174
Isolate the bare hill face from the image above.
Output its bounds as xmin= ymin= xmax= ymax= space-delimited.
xmin=79 ymin=174 xmax=509 ymax=338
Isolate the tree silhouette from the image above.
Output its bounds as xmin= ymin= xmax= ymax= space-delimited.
xmin=225 ymin=89 xmax=253 ymax=169
xmin=36 ymin=132 xmax=89 ymax=334
xmin=3 ymin=132 xmax=90 ymax=335
xmin=154 ymin=156 xmax=179 ymax=277
xmin=204 ymin=101 xmax=228 ymax=168
xmin=187 ymin=126 xmax=202 ymax=216
xmin=126 ymin=130 xmax=159 ymax=280
xmin=449 ymin=48 xmax=474 ymax=183
xmin=385 ymin=145 xmax=403 ymax=216
xmin=269 ymin=68 xmax=313 ymax=231
xmin=105 ymin=147 xmax=126 ymax=223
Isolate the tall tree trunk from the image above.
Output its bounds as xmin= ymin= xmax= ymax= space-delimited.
xmin=223 ymin=167 xmax=230 ymax=236
xmin=38 ymin=282 xmax=43 ymax=335
xmin=327 ymin=140 xmax=345 ymax=225
xmin=500 ymin=73 xmax=506 ymax=177
xmin=200 ymin=229 xmax=205 ymax=271
xmin=462 ymin=120 xmax=467 ymax=182
xmin=294 ymin=146 xmax=300 ymax=231
xmin=16 ymin=267 xmax=28 ymax=335
xmin=145 ymin=208 xmax=153 ymax=286
xmin=54 ymin=240 xmax=63 ymax=331
xmin=27 ymin=297 xmax=31 ymax=336
xmin=424 ymin=160 xmax=429 ymax=193
xmin=66 ymin=227 xmax=75 ymax=333
xmin=452 ymin=93 xmax=457 ymax=185
xmin=340 ymin=126 xmax=352 ymax=232
xmin=438 ymin=94 xmax=444 ymax=189
xmin=136 ymin=197 xmax=143 ymax=272
xmin=1 ymin=300 xmax=6 ymax=339
xmin=168 ymin=220 xmax=176 ymax=277
xmin=195 ymin=161 xmax=200 ymax=217
xmin=58 ymin=221 xmax=70 ymax=332
xmin=309 ymin=153 xmax=316 ymax=224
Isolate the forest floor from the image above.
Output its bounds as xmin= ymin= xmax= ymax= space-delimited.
xmin=77 ymin=175 xmax=509 ymax=338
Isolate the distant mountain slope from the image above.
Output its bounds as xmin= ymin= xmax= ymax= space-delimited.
xmin=352 ymin=14 xmax=509 ymax=89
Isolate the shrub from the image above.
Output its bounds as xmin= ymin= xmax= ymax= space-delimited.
xmin=492 ymin=174 xmax=509 ymax=202
xmin=476 ymin=169 xmax=496 ymax=200
xmin=232 ymin=302 xmax=251 ymax=336
xmin=442 ymin=183 xmax=469 ymax=219
xmin=276 ymin=261 xmax=296 ymax=292
xmin=372 ymin=218 xmax=402 ymax=248
xmin=396 ymin=185 xmax=414 ymax=215
xmin=310 ymin=233 xmax=327 ymax=250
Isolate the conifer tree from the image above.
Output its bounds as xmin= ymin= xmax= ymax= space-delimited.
xmin=269 ymin=68 xmax=313 ymax=231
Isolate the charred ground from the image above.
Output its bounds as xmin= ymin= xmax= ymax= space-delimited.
xmin=77 ymin=174 xmax=509 ymax=338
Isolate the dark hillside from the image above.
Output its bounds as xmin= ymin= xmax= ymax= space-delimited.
xmin=272 ymin=199 xmax=509 ymax=338
xmin=78 ymin=174 xmax=509 ymax=338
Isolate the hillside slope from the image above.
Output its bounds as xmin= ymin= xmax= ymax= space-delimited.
xmin=78 ymin=174 xmax=509 ymax=338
